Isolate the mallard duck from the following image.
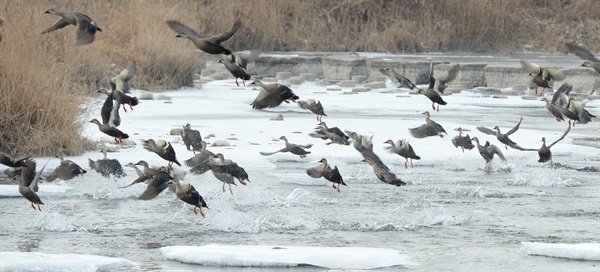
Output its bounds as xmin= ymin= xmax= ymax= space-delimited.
xmin=249 ymin=80 xmax=299 ymax=110
xmin=477 ymin=117 xmax=528 ymax=150
xmin=121 ymin=161 xmax=175 ymax=200
xmin=181 ymin=124 xmax=203 ymax=154
xmin=45 ymin=156 xmax=86 ymax=182
xmin=298 ymin=99 xmax=327 ymax=122
xmin=384 ymin=139 xmax=421 ymax=169
xmin=168 ymin=179 xmax=207 ymax=217
xmin=259 ymin=136 xmax=312 ymax=158
xmin=364 ymin=157 xmax=406 ymax=186
xmin=378 ymin=67 xmax=418 ymax=90
xmin=536 ymin=125 xmax=571 ymax=164
xmin=565 ymin=42 xmax=600 ymax=74
xmin=113 ymin=63 xmax=136 ymax=93
xmin=451 ymin=127 xmax=475 ymax=153
xmin=167 ymin=19 xmax=241 ymax=55
xmin=38 ymin=8 xmax=101 ymax=45
xmin=567 ymin=98 xmax=596 ymax=125
xmin=17 ymin=159 xmax=46 ymax=211
xmin=88 ymin=149 xmax=126 ymax=178
xmin=218 ymin=53 xmax=251 ymax=86
xmin=541 ymin=98 xmax=564 ymax=122
xmin=306 ymin=158 xmax=346 ymax=192
xmin=207 ymin=153 xmax=250 ymax=194
xmin=521 ymin=60 xmax=566 ymax=96
xmin=142 ymin=139 xmax=181 ymax=170
xmin=409 ymin=111 xmax=447 ymax=138
xmin=471 ymin=137 xmax=506 ymax=173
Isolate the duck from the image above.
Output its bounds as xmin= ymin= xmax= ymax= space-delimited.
xmin=124 ymin=162 xmax=144 ymax=178
xmin=218 ymin=53 xmax=252 ymax=86
xmin=38 ymin=8 xmax=102 ymax=45
xmin=378 ymin=67 xmax=418 ymax=90
xmin=565 ymin=42 xmax=600 ymax=74
xmin=298 ymin=99 xmax=327 ymax=122
xmin=521 ymin=60 xmax=566 ymax=96
xmin=99 ymin=86 xmax=139 ymax=113
xmin=541 ymin=98 xmax=564 ymax=122
xmin=167 ymin=19 xmax=241 ymax=55
xmin=306 ymin=158 xmax=346 ymax=192
xmin=477 ymin=117 xmax=528 ymax=150
xmin=418 ymin=70 xmax=447 ymax=112
xmin=45 ymin=156 xmax=86 ymax=182
xmin=347 ymin=131 xmax=374 ymax=153
xmin=409 ymin=111 xmax=447 ymax=138
xmin=567 ymin=98 xmax=596 ymax=125
xmin=120 ymin=160 xmax=173 ymax=189
xmin=186 ymin=142 xmax=216 ymax=175
xmin=471 ymin=137 xmax=506 ymax=173
xmin=113 ymin=63 xmax=136 ymax=93
xmin=259 ymin=136 xmax=312 ymax=158
xmin=551 ymin=82 xmax=572 ymax=107
xmin=383 ymin=139 xmax=421 ymax=169
xmin=364 ymin=157 xmax=406 ymax=186
xmin=168 ymin=179 xmax=208 ymax=217
xmin=17 ymin=159 xmax=46 ymax=211
xmin=314 ymin=122 xmax=349 ymax=144
xmin=208 ymin=153 xmax=250 ymax=194
xmin=451 ymin=127 xmax=475 ymax=153
xmin=181 ymin=124 xmax=203 ymax=154
xmin=0 ymin=153 xmax=28 ymax=168
xmin=142 ymin=139 xmax=181 ymax=170
xmin=433 ymin=63 xmax=461 ymax=94
xmin=535 ymin=125 xmax=571 ymax=164
xmin=310 ymin=125 xmax=350 ymax=146
xmin=88 ymin=149 xmax=126 ymax=178
xmin=90 ymin=118 xmax=129 ymax=144
xmin=91 ymin=90 xmax=128 ymax=144
xmin=249 ymin=80 xmax=299 ymax=110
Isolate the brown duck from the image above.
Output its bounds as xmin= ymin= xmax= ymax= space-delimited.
xmin=38 ymin=8 xmax=102 ymax=45
xmin=306 ymin=158 xmax=346 ymax=193
xmin=259 ymin=136 xmax=312 ymax=158
xmin=249 ymin=80 xmax=300 ymax=110
xmin=142 ymin=139 xmax=181 ymax=170
xmin=471 ymin=137 xmax=506 ymax=173
xmin=169 ymin=179 xmax=208 ymax=217
xmin=477 ymin=117 xmax=528 ymax=150
xmin=451 ymin=127 xmax=475 ymax=153
xmin=409 ymin=111 xmax=447 ymax=138
xmin=565 ymin=42 xmax=600 ymax=74
xmin=17 ymin=159 xmax=46 ymax=211
xmin=167 ymin=19 xmax=241 ymax=55
xmin=384 ymin=139 xmax=421 ymax=169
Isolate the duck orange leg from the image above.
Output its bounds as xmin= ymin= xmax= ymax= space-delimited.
xmin=431 ymin=103 xmax=436 ymax=111
xmin=37 ymin=203 xmax=42 ymax=211
xmin=229 ymin=184 xmax=233 ymax=195
xmin=30 ymin=202 xmax=36 ymax=210
xmin=222 ymin=183 xmax=226 ymax=193
xmin=128 ymin=101 xmax=134 ymax=111
xmin=122 ymin=104 xmax=128 ymax=113
xmin=198 ymin=208 xmax=205 ymax=218
xmin=410 ymin=159 xmax=414 ymax=168
xmin=193 ymin=206 xmax=198 ymax=215
xmin=534 ymin=86 xmax=539 ymax=95
xmin=235 ymin=78 xmax=240 ymax=87
xmin=168 ymin=161 xmax=173 ymax=170
xmin=404 ymin=160 xmax=408 ymax=169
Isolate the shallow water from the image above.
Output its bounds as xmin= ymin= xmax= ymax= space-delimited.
xmin=1 ymin=79 xmax=599 ymax=271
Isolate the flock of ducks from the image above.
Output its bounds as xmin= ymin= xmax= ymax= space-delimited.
xmin=1 ymin=9 xmax=598 ymax=216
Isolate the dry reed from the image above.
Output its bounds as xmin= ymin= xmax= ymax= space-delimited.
xmin=0 ymin=0 xmax=598 ymax=156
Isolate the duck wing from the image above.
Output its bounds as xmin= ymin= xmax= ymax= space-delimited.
xmin=166 ymin=20 xmax=202 ymax=38
xmin=565 ymin=42 xmax=600 ymax=62
xmin=206 ymin=20 xmax=242 ymax=44
xmin=306 ymin=165 xmax=324 ymax=179
xmin=409 ymin=124 xmax=439 ymax=138
xmin=505 ymin=117 xmax=523 ymax=135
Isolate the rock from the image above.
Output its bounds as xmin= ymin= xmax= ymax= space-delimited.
xmin=287 ymin=76 xmax=305 ymax=85
xmin=326 ymin=88 xmax=342 ymax=92
xmin=351 ymin=87 xmax=371 ymax=93
xmin=276 ymin=72 xmax=292 ymax=80
xmin=211 ymin=140 xmax=230 ymax=147
xmin=352 ymin=75 xmax=367 ymax=83
xmin=270 ymin=113 xmax=284 ymax=121
xmin=484 ymin=65 xmax=527 ymax=89
xmin=364 ymin=82 xmax=387 ymax=89
xmin=155 ymin=94 xmax=171 ymax=100
xmin=138 ymin=92 xmax=154 ymax=100
xmin=492 ymin=95 xmax=508 ymax=99
xmin=322 ymin=54 xmax=370 ymax=80
xmin=369 ymin=76 xmax=388 ymax=82
xmin=170 ymin=128 xmax=183 ymax=136
xmin=521 ymin=96 xmax=538 ymax=100
xmin=205 ymin=133 xmax=216 ymax=139
xmin=337 ymin=80 xmax=356 ymax=87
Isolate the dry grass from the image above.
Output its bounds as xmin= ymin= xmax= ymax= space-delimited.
xmin=0 ymin=0 xmax=598 ymax=156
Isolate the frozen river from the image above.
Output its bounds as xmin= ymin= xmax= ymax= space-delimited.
xmin=1 ymin=77 xmax=598 ymax=270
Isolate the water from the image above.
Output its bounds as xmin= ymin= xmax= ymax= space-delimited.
xmin=0 ymin=80 xmax=598 ymax=271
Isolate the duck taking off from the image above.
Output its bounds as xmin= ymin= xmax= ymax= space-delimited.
xmin=477 ymin=117 xmax=529 ymax=150
xmin=17 ymin=159 xmax=47 ymax=211
xmin=38 ymin=8 xmax=102 ymax=45
xmin=565 ymin=42 xmax=600 ymax=74
xmin=306 ymin=158 xmax=346 ymax=193
xmin=451 ymin=127 xmax=475 ymax=153
xmin=378 ymin=67 xmax=418 ymax=90
xmin=383 ymin=139 xmax=421 ymax=169
xmin=142 ymin=139 xmax=181 ymax=170
xmin=181 ymin=124 xmax=203 ymax=154
xmin=409 ymin=111 xmax=447 ymax=138
xmin=471 ymin=137 xmax=506 ymax=174
xmin=259 ymin=136 xmax=312 ymax=158
xmin=249 ymin=80 xmax=299 ymax=110
xmin=521 ymin=60 xmax=566 ymax=96
xmin=88 ymin=149 xmax=126 ymax=178
xmin=45 ymin=156 xmax=86 ymax=182
xmin=298 ymin=99 xmax=327 ymax=122
xmin=535 ymin=125 xmax=572 ymax=165
xmin=169 ymin=180 xmax=208 ymax=217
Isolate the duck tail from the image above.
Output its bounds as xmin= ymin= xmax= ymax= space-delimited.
xmin=130 ymin=97 xmax=139 ymax=106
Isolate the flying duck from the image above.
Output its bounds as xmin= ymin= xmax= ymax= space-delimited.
xmin=38 ymin=8 xmax=101 ymax=45
xmin=451 ymin=127 xmax=475 ymax=153
xmin=477 ymin=117 xmax=528 ymax=150
xmin=142 ymin=139 xmax=181 ymax=170
xmin=17 ymin=159 xmax=46 ymax=211
xmin=409 ymin=111 xmax=447 ymax=138
xmin=471 ymin=137 xmax=506 ymax=173
xmin=45 ymin=156 xmax=86 ymax=182
xmin=249 ymin=80 xmax=299 ymax=110
xmin=181 ymin=124 xmax=203 ymax=154
xmin=168 ymin=179 xmax=208 ymax=217
xmin=306 ymin=158 xmax=346 ymax=192
xmin=167 ymin=19 xmax=241 ymax=55
xmin=259 ymin=136 xmax=312 ymax=158
xmin=383 ymin=139 xmax=421 ymax=169
xmin=565 ymin=42 xmax=600 ymax=74
xmin=88 ymin=149 xmax=126 ymax=178
xmin=298 ymin=99 xmax=327 ymax=122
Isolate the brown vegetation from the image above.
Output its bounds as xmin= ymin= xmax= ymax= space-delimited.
xmin=0 ymin=0 xmax=598 ymax=156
